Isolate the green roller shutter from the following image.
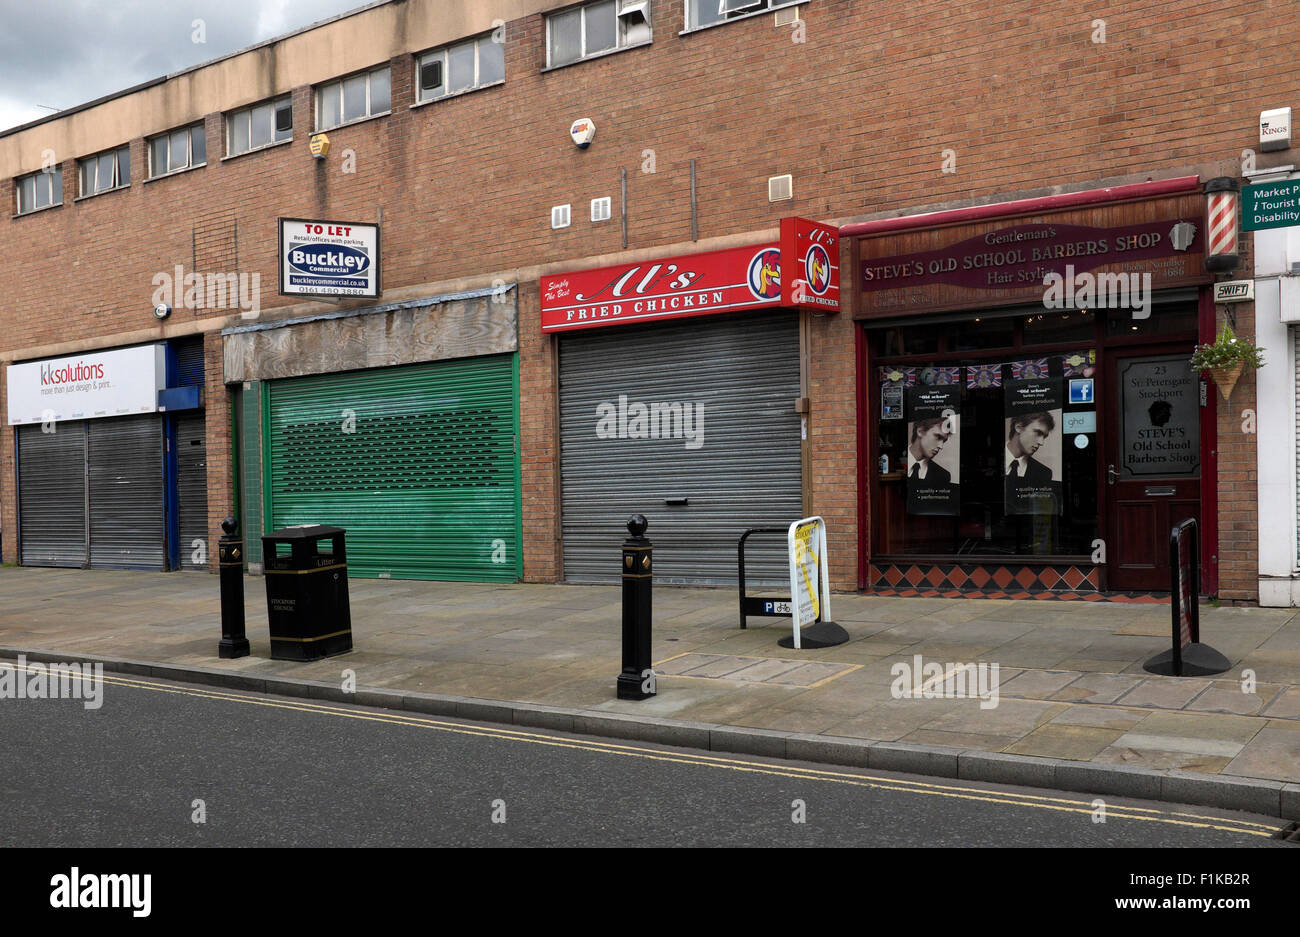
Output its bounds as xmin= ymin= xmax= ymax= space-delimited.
xmin=266 ymin=355 xmax=520 ymax=581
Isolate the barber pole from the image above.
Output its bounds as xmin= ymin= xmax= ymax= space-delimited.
xmin=1204 ymin=177 xmax=1240 ymax=273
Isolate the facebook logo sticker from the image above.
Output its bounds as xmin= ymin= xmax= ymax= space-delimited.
xmin=1069 ymin=379 xmax=1094 ymax=404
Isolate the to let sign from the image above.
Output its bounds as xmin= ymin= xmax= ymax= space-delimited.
xmin=1241 ymin=179 xmax=1300 ymax=231
xmin=279 ymin=218 xmax=380 ymax=298
xmin=540 ymin=242 xmax=784 ymax=332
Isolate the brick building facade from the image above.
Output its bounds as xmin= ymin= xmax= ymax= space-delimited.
xmin=0 ymin=0 xmax=1294 ymax=604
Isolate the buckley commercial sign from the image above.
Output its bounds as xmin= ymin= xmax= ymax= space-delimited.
xmin=279 ymin=217 xmax=380 ymax=298
xmin=540 ymin=217 xmax=840 ymax=332
xmin=7 ymin=344 xmax=167 ymax=425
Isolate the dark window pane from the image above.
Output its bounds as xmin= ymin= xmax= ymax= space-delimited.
xmin=117 ymin=147 xmax=130 ymax=185
xmin=1023 ymin=310 xmax=1096 ymax=345
xmin=49 ymin=169 xmax=61 ymax=205
xmin=275 ymin=99 xmax=293 ymax=136
xmin=871 ymin=327 xmax=940 ymax=357
xmin=949 ymin=317 xmax=1015 ymax=351
xmin=1105 ymin=304 xmax=1198 ymax=338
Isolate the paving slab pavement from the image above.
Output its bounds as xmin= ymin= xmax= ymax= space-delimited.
xmin=3 ymin=566 xmax=1300 ymax=817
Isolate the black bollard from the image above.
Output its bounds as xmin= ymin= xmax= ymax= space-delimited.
xmin=217 ymin=517 xmax=250 ymax=659
xmin=617 ymin=514 xmax=655 ymax=701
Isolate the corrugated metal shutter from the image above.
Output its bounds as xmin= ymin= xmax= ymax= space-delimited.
xmin=559 ymin=311 xmax=802 ymax=585
xmin=267 ymin=355 xmax=520 ymax=581
xmin=18 ymin=423 xmax=87 ymax=567
xmin=176 ymin=412 xmax=208 ymax=569
xmin=237 ymin=384 xmax=263 ymax=564
xmin=175 ymin=337 xmax=206 ymax=386
xmin=87 ymin=415 xmax=165 ymax=570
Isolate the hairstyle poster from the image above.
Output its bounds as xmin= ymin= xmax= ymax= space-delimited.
xmin=906 ymin=385 xmax=960 ymax=516
xmin=1004 ymin=379 xmax=1063 ymax=515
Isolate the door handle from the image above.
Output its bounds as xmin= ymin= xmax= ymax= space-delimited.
xmin=1107 ymin=464 xmax=1119 ymax=486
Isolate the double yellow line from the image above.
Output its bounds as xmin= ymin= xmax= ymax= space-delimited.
xmin=4 ymin=660 xmax=1282 ymax=839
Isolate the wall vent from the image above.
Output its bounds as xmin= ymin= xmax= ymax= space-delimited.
xmin=768 ymin=174 xmax=793 ymax=201
xmin=591 ymin=197 xmax=612 ymax=222
xmin=551 ymin=204 xmax=571 ymax=229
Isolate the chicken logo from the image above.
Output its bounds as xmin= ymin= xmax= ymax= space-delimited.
xmin=747 ymin=248 xmax=782 ymax=300
xmin=805 ymin=243 xmax=831 ymax=295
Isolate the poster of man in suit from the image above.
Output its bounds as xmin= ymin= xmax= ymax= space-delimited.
xmin=1004 ymin=379 xmax=1063 ymax=515
xmin=906 ymin=385 xmax=960 ymax=515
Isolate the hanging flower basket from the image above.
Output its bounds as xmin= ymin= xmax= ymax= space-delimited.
xmin=1189 ymin=322 xmax=1264 ymax=400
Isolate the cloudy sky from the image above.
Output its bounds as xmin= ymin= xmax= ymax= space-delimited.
xmin=0 ymin=0 xmax=371 ymax=132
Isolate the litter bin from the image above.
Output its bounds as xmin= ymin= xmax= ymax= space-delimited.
xmin=261 ymin=525 xmax=352 ymax=661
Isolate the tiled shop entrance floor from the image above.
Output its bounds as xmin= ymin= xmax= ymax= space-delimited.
xmin=655 ymin=652 xmax=858 ymax=688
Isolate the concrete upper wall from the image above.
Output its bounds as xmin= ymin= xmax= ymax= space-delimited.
xmin=0 ymin=0 xmax=565 ymax=176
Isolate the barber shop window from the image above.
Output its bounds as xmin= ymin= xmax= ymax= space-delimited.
xmin=871 ymin=311 xmax=1099 ymax=558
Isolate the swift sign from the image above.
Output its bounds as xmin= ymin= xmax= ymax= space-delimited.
xmin=7 ymin=344 xmax=166 ymax=425
xmin=279 ymin=218 xmax=380 ymax=298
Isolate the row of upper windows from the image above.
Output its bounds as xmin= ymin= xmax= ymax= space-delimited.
xmin=12 ymin=0 xmax=797 ymax=215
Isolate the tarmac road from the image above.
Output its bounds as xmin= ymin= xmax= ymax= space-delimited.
xmin=0 ymin=665 xmax=1290 ymax=849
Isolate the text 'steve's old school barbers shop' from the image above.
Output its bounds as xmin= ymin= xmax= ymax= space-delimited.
xmin=849 ymin=178 xmax=1222 ymax=597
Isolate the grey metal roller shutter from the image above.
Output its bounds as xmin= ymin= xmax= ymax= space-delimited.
xmin=87 ymin=415 xmax=165 ymax=570
xmin=176 ymin=413 xmax=208 ymax=570
xmin=18 ymin=423 xmax=87 ymax=567
xmin=559 ymin=311 xmax=802 ymax=585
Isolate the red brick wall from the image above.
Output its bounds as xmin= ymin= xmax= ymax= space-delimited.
xmin=2 ymin=0 xmax=1293 ymax=595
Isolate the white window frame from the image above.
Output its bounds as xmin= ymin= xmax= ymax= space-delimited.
xmin=546 ymin=0 xmax=652 ymax=68
xmin=15 ymin=166 xmax=63 ymax=215
xmin=147 ymin=124 xmax=206 ymax=179
xmin=77 ymin=145 xmax=130 ymax=198
xmin=315 ymin=66 xmax=392 ymax=132
xmin=226 ymin=95 xmax=293 ymax=157
xmin=684 ymin=0 xmax=801 ymax=31
xmin=415 ymin=33 xmax=505 ymax=104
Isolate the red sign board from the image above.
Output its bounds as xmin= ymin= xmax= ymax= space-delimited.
xmin=540 ymin=243 xmax=784 ymax=333
xmin=780 ymin=217 xmax=841 ymax=312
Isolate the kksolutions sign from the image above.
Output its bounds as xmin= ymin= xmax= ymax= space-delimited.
xmin=540 ymin=217 xmax=840 ymax=332
xmin=278 ymin=218 xmax=380 ymax=298
xmin=7 ymin=345 xmax=166 ymax=425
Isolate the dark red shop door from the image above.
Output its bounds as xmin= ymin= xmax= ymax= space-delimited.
xmin=1104 ymin=348 xmax=1201 ymax=591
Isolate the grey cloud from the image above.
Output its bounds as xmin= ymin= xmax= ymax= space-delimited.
xmin=0 ymin=0 xmax=365 ymax=131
